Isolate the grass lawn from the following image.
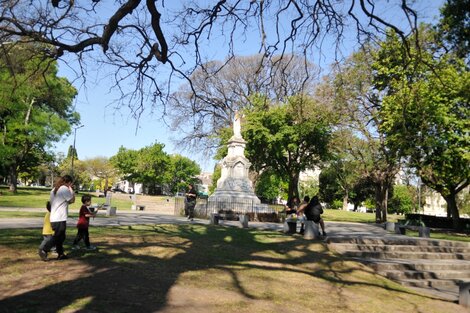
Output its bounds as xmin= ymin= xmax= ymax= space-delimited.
xmin=0 ymin=186 xmax=133 ymax=210
xmin=0 ymin=224 xmax=466 ymax=313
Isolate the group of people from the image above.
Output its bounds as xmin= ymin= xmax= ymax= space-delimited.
xmin=38 ymin=175 xmax=97 ymax=262
xmin=284 ymin=195 xmax=327 ymax=236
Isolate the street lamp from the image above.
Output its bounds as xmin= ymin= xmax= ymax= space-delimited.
xmin=71 ymin=124 xmax=84 ymax=177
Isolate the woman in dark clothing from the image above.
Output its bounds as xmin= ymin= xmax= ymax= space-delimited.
xmin=299 ymin=195 xmax=326 ymax=236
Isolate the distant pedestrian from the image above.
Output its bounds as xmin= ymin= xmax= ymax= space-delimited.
xmin=39 ymin=175 xmax=75 ymax=261
xmin=38 ymin=201 xmax=54 ymax=259
xmin=184 ymin=183 xmax=197 ymax=221
xmin=72 ymin=195 xmax=97 ymax=250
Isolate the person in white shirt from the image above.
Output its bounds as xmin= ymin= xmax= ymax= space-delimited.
xmin=39 ymin=175 xmax=75 ymax=261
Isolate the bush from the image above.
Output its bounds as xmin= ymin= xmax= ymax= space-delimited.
xmin=389 ymin=185 xmax=416 ymax=215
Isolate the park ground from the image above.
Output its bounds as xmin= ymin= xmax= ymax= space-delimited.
xmin=0 ymin=223 xmax=468 ymax=313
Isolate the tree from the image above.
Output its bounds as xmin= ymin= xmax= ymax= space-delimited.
xmin=388 ymin=185 xmax=417 ymax=215
xmin=111 ymin=143 xmax=189 ymax=195
xmin=437 ymin=0 xmax=470 ymax=60
xmin=85 ymin=157 xmax=117 ymax=192
xmin=110 ymin=147 xmax=140 ymax=184
xmin=165 ymin=154 xmax=201 ymax=194
xmin=319 ymin=129 xmax=364 ymax=210
xmin=168 ymin=54 xmax=318 ymax=154
xmin=243 ymin=95 xmax=333 ymax=201
xmin=376 ymin=28 xmax=470 ymax=229
xmin=324 ymin=48 xmax=400 ymax=223
xmin=255 ymin=169 xmax=288 ymax=203
xmin=0 ymin=42 xmax=78 ymax=192
xmin=0 ymin=1 xmax=426 ymax=115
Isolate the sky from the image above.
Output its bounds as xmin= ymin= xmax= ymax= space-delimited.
xmin=52 ymin=1 xmax=445 ymax=173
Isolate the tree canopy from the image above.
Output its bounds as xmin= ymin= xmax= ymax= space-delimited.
xmin=0 ymin=1 xmax=431 ymax=115
xmin=376 ymin=27 xmax=469 ymax=229
xmin=243 ymin=95 xmax=334 ymax=201
xmin=0 ymin=42 xmax=78 ymax=192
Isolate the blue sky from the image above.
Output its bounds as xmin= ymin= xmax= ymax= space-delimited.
xmin=52 ymin=1 xmax=444 ymax=173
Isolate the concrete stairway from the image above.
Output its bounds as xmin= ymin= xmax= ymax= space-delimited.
xmin=326 ymin=235 xmax=470 ymax=302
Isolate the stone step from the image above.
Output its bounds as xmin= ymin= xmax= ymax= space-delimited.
xmin=327 ymin=235 xmax=470 ymax=249
xmin=363 ymin=258 xmax=470 ymax=272
xmin=341 ymin=250 xmax=470 ymax=260
xmin=384 ymin=270 xmax=470 ymax=281
xmin=399 ymin=278 xmax=462 ymax=290
xmin=330 ymin=243 xmax=470 ymax=254
xmin=326 ymin=235 xmax=470 ymax=303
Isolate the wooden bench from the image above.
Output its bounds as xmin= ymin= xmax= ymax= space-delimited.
xmin=395 ymin=224 xmax=430 ymax=238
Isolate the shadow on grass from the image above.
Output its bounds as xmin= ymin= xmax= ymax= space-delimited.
xmin=0 ymin=224 xmax=447 ymax=313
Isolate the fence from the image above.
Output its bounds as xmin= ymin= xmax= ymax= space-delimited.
xmin=174 ymin=197 xmax=285 ymax=222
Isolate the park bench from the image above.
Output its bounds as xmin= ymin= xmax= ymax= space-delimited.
xmin=394 ymin=223 xmax=430 ymax=238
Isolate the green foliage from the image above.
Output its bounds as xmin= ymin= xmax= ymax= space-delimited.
xmin=110 ymin=147 xmax=140 ymax=182
xmin=299 ymin=176 xmax=318 ymax=200
xmin=111 ymin=143 xmax=200 ymax=194
xmin=209 ymin=165 xmax=221 ymax=194
xmin=243 ymin=95 xmax=333 ymax=200
xmin=166 ymin=154 xmax=201 ymax=193
xmin=375 ymin=27 xmax=469 ymax=223
xmin=388 ymin=185 xmax=417 ymax=215
xmin=255 ymin=170 xmax=287 ymax=202
xmin=437 ymin=0 xmax=470 ymax=59
xmin=330 ymin=199 xmax=343 ymax=210
xmin=0 ymin=42 xmax=78 ymax=190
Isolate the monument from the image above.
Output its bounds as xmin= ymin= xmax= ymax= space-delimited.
xmin=207 ymin=111 xmax=265 ymax=213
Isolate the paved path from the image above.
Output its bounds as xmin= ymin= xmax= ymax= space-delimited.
xmin=0 ymin=210 xmax=389 ymax=237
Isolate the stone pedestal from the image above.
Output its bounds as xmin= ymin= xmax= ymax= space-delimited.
xmin=304 ymin=220 xmax=320 ymax=239
xmin=106 ymin=207 xmax=117 ymax=216
xmin=459 ymin=281 xmax=470 ymax=308
xmin=210 ymin=213 xmax=220 ymax=225
xmin=284 ymin=220 xmax=297 ymax=234
xmin=239 ymin=214 xmax=249 ymax=228
xmin=385 ymin=222 xmax=395 ymax=232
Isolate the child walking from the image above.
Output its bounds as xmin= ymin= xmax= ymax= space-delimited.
xmin=72 ymin=195 xmax=97 ymax=250
xmin=38 ymin=201 xmax=53 ymax=261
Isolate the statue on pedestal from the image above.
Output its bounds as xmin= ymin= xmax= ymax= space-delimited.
xmin=208 ymin=110 xmax=263 ymax=212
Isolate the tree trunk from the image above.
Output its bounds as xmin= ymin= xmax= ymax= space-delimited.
xmin=342 ymin=192 xmax=349 ymax=210
xmin=287 ymin=173 xmax=299 ymax=202
xmin=375 ymin=182 xmax=388 ymax=223
xmin=444 ymin=194 xmax=460 ymax=231
xmin=8 ymin=166 xmax=18 ymax=193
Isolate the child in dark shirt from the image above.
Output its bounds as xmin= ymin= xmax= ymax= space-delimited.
xmin=72 ymin=195 xmax=97 ymax=250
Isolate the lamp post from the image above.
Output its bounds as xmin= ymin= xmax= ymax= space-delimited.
xmin=71 ymin=124 xmax=84 ymax=177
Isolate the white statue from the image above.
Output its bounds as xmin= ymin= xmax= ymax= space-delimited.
xmin=233 ymin=111 xmax=241 ymax=137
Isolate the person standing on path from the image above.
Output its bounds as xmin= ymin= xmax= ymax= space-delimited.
xmin=184 ymin=183 xmax=197 ymax=221
xmin=39 ymin=175 xmax=75 ymax=261
xmin=72 ymin=195 xmax=97 ymax=250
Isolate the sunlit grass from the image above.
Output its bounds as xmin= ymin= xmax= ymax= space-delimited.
xmin=0 ymin=186 xmax=132 ymax=210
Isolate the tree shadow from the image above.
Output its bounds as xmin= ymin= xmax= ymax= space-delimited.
xmin=0 ymin=224 xmax=453 ymax=313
